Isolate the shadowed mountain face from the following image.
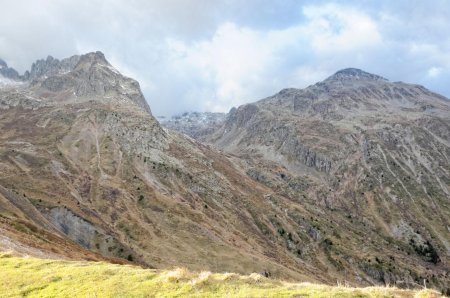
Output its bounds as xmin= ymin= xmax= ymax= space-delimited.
xmin=1 ymin=55 xmax=450 ymax=290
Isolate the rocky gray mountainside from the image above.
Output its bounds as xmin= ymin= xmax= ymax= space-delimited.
xmin=202 ymin=67 xmax=450 ymax=290
xmin=207 ymin=68 xmax=450 ymax=173
xmin=1 ymin=54 xmax=450 ymax=292
xmin=158 ymin=112 xmax=226 ymax=139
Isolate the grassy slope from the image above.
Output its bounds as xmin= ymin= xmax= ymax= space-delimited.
xmin=0 ymin=254 xmax=442 ymax=298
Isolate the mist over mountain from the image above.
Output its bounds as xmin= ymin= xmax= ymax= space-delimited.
xmin=2 ymin=1 xmax=450 ymax=117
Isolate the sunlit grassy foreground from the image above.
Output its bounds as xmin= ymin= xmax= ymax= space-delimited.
xmin=0 ymin=253 xmax=442 ymax=297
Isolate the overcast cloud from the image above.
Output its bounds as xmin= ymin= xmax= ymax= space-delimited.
xmin=1 ymin=0 xmax=449 ymax=116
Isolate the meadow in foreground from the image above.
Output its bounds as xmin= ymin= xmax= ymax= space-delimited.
xmin=0 ymin=253 xmax=442 ymax=297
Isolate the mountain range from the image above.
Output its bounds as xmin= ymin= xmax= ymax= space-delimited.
xmin=1 ymin=52 xmax=449 ymax=291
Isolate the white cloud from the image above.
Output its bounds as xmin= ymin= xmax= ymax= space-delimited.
xmin=160 ymin=3 xmax=384 ymax=113
xmin=427 ymin=67 xmax=442 ymax=78
xmin=302 ymin=3 xmax=382 ymax=53
xmin=165 ymin=23 xmax=277 ymax=112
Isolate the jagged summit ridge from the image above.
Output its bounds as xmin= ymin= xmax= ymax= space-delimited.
xmin=1 ymin=52 xmax=107 ymax=82
xmin=0 ymin=54 xmax=80 ymax=82
xmin=326 ymin=68 xmax=388 ymax=82
xmin=0 ymin=51 xmax=152 ymax=115
xmin=64 ymin=51 xmax=152 ymax=114
xmin=26 ymin=54 xmax=81 ymax=81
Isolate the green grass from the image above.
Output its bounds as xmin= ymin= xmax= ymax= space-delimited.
xmin=0 ymin=253 xmax=442 ymax=297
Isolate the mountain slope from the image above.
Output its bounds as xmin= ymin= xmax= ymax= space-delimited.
xmin=0 ymin=52 xmax=338 ymax=284
xmin=201 ymin=68 xmax=450 ymax=289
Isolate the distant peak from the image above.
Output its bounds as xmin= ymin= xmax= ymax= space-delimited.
xmin=78 ymin=51 xmax=109 ymax=66
xmin=327 ymin=68 xmax=388 ymax=82
xmin=0 ymin=58 xmax=21 ymax=81
xmin=0 ymin=58 xmax=7 ymax=68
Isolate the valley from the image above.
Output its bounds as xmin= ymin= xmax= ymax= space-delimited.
xmin=0 ymin=53 xmax=449 ymax=295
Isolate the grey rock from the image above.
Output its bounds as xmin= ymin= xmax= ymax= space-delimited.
xmin=26 ymin=54 xmax=81 ymax=81
xmin=47 ymin=207 xmax=129 ymax=258
xmin=48 ymin=207 xmax=97 ymax=249
xmin=308 ymin=227 xmax=321 ymax=241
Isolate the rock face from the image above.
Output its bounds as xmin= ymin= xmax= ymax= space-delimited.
xmin=25 ymin=55 xmax=81 ymax=82
xmin=47 ymin=207 xmax=130 ymax=258
xmin=1 ymin=56 xmax=450 ymax=291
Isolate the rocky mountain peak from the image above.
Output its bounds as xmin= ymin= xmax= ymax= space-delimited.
xmin=0 ymin=58 xmax=7 ymax=68
xmin=0 ymin=51 xmax=152 ymax=115
xmin=26 ymin=54 xmax=81 ymax=81
xmin=326 ymin=68 xmax=388 ymax=82
xmin=29 ymin=51 xmax=153 ymax=115
xmin=0 ymin=58 xmax=21 ymax=81
xmin=75 ymin=51 xmax=109 ymax=68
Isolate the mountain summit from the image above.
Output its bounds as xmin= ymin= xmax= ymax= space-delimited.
xmin=326 ymin=68 xmax=388 ymax=82
xmin=0 ymin=52 xmax=152 ymax=114
xmin=35 ymin=51 xmax=152 ymax=114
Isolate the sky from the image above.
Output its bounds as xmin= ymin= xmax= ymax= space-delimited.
xmin=1 ymin=0 xmax=449 ymax=116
